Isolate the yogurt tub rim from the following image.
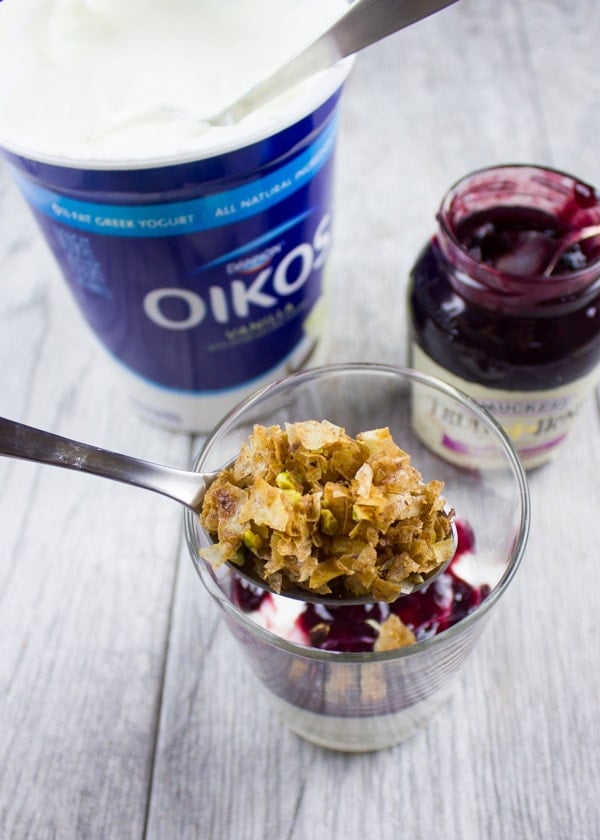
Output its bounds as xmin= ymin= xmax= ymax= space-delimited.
xmin=184 ymin=362 xmax=531 ymax=664
xmin=0 ymin=60 xmax=354 ymax=171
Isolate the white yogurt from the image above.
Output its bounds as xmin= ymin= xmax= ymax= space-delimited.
xmin=250 ymin=594 xmax=309 ymax=646
xmin=0 ymin=0 xmax=347 ymax=162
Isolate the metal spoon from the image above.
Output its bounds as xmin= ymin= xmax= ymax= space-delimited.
xmin=542 ymin=223 xmax=600 ymax=276
xmin=0 ymin=416 xmax=456 ymax=605
xmin=212 ymin=0 xmax=460 ymax=127
xmin=231 ymin=524 xmax=457 ymax=606
xmin=101 ymin=0 xmax=458 ymax=135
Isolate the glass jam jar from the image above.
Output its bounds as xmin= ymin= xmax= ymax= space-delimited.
xmin=408 ymin=164 xmax=600 ymax=469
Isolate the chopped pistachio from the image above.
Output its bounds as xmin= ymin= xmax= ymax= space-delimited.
xmin=283 ymin=489 xmax=303 ymax=503
xmin=351 ymin=503 xmax=373 ymax=522
xmin=242 ymin=529 xmax=263 ymax=554
xmin=319 ymin=508 xmax=339 ymax=535
xmin=275 ymin=471 xmax=302 ymax=491
xmin=228 ymin=548 xmax=245 ymax=566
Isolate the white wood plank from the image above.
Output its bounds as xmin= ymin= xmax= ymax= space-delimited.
xmin=0 ymin=165 xmax=192 ymax=837
xmin=519 ymin=0 xmax=600 ymax=182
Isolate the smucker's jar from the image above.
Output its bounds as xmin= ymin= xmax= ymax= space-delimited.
xmin=408 ymin=164 xmax=600 ymax=469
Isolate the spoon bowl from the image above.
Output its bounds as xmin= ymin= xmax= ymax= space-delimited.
xmin=231 ymin=522 xmax=458 ymax=606
xmin=0 ymin=416 xmax=455 ymax=605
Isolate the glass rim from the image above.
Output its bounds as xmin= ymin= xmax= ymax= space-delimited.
xmin=436 ymin=162 xmax=600 ymax=290
xmin=184 ymin=362 xmax=531 ymax=664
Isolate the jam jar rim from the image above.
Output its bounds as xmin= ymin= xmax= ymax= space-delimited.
xmin=436 ymin=162 xmax=600 ymax=308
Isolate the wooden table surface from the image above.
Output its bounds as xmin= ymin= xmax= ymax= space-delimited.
xmin=1 ymin=1 xmax=599 ymax=838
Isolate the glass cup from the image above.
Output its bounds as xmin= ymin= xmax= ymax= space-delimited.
xmin=184 ymin=364 xmax=530 ymax=752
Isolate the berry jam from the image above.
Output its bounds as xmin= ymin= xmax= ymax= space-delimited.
xmin=408 ymin=165 xmax=600 ymax=469
xmin=457 ymin=207 xmax=597 ymax=276
xmin=232 ymin=519 xmax=488 ymax=653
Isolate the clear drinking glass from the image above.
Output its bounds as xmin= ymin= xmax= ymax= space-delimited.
xmin=184 ymin=364 xmax=530 ymax=752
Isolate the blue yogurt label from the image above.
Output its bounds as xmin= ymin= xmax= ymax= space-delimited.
xmin=7 ymin=107 xmax=341 ymax=426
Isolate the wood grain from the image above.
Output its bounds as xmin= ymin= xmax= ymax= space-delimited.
xmin=0 ymin=1 xmax=599 ymax=838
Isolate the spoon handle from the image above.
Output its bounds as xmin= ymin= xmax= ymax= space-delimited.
xmin=543 ymin=223 xmax=600 ymax=276
xmin=0 ymin=417 xmax=210 ymax=512
xmin=221 ymin=0 xmax=459 ymax=124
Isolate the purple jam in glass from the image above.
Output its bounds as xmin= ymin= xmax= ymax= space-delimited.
xmin=232 ymin=519 xmax=487 ymax=653
xmin=456 ymin=207 xmax=595 ymax=276
xmin=408 ymin=165 xmax=600 ymax=468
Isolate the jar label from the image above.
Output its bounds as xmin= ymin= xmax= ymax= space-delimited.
xmin=410 ymin=344 xmax=600 ymax=468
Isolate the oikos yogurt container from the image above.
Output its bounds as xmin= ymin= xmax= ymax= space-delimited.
xmin=0 ymin=0 xmax=352 ymax=431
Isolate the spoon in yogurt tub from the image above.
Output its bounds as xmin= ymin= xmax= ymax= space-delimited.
xmin=0 ymin=416 xmax=457 ymax=606
xmin=99 ymin=0 xmax=459 ymax=137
